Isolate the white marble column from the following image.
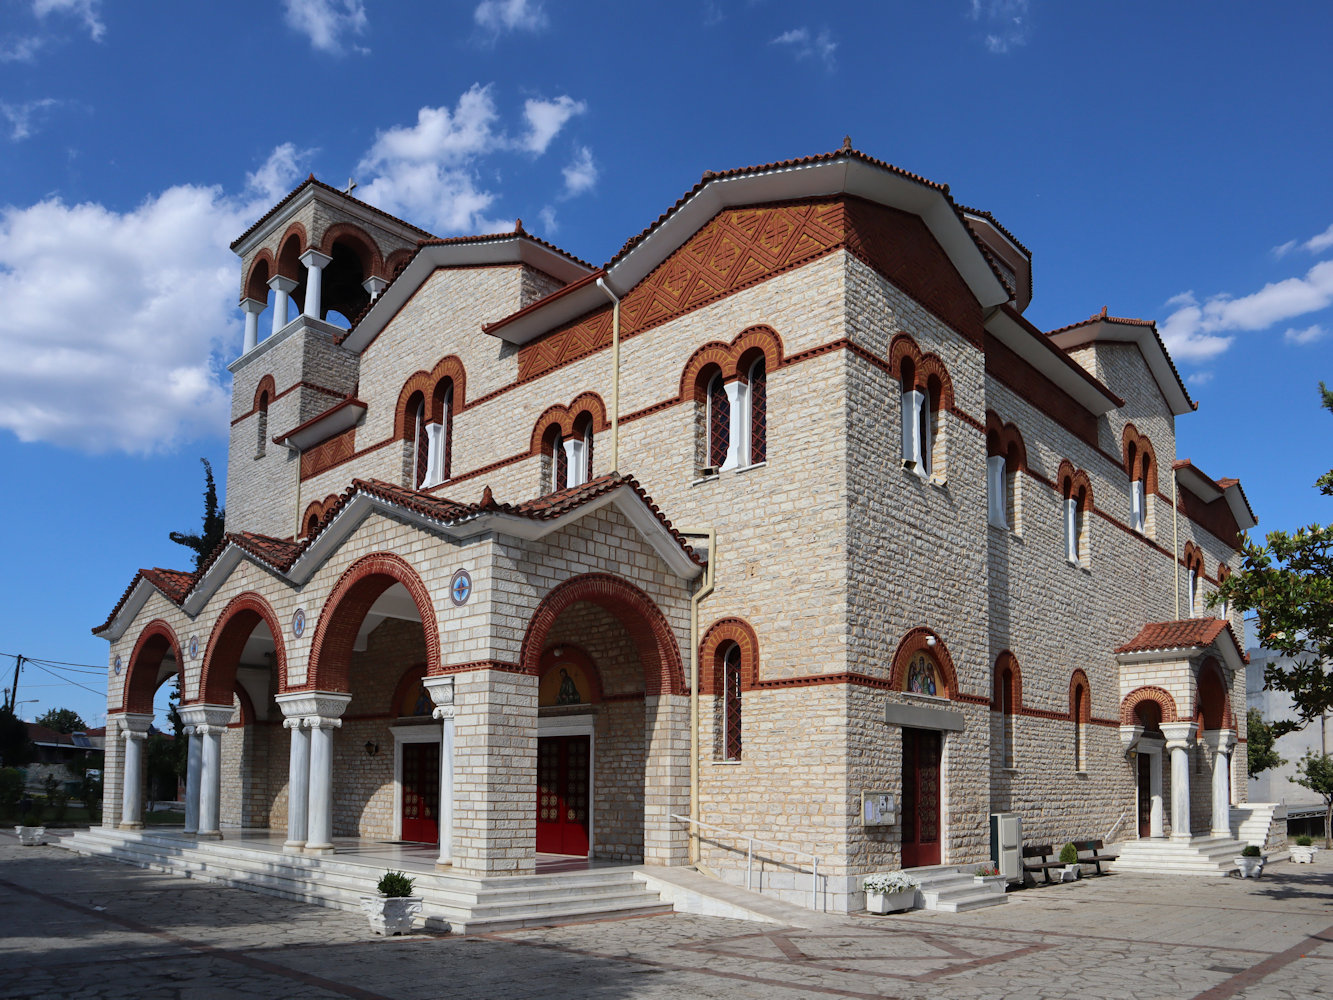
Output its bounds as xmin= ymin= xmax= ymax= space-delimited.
xmin=362 ymin=275 xmax=388 ymax=300
xmin=1206 ymin=729 xmax=1238 ymax=837
xmin=286 ymin=693 xmax=351 ymax=855
xmin=285 ymin=718 xmax=311 ymax=851
xmin=424 ymin=677 xmax=455 ymax=868
xmin=1146 ymin=743 xmax=1165 ymax=838
xmin=183 ymin=704 xmax=235 ymax=840
xmin=183 ymin=725 xmax=202 ymax=835
xmin=117 ymin=714 xmax=152 ymax=830
xmin=268 ymin=275 xmax=299 ymax=336
xmin=299 ymin=248 xmax=332 ymax=320
xmin=240 ymin=296 xmax=265 ymax=354
xmin=1161 ymin=721 xmax=1196 ymax=842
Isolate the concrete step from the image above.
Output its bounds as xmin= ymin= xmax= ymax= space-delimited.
xmin=904 ymin=864 xmax=1008 ymax=912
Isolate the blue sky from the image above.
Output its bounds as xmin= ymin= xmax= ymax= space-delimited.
xmin=1 ymin=0 xmax=1331 ymax=728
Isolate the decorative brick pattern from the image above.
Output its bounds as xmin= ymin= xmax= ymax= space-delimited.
xmin=200 ymin=592 xmax=286 ymax=706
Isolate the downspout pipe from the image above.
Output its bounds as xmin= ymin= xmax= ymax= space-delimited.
xmin=1172 ymin=464 xmax=1180 ymax=620
xmin=680 ymin=529 xmax=716 ymax=866
xmin=595 ymin=277 xmax=621 ymax=473
xmin=287 ymin=442 xmax=303 ymax=540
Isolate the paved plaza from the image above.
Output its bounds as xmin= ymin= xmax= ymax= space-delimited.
xmin=1 ymin=840 xmax=1331 ymax=999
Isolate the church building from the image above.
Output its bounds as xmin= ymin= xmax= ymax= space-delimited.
xmin=94 ymin=146 xmax=1257 ymax=912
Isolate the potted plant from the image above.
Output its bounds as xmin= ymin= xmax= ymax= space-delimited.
xmin=863 ymin=871 xmax=919 ymax=914
xmin=13 ymin=825 xmax=45 ymax=846
xmin=360 ymin=870 xmax=423 ymax=935
xmin=1059 ymin=842 xmax=1082 ymax=881
xmin=1235 ymin=844 xmax=1266 ymax=878
xmin=1291 ymin=835 xmax=1317 ymax=864
xmin=973 ymin=863 xmax=1006 ymax=891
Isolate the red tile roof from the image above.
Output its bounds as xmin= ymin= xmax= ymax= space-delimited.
xmin=1115 ymin=618 xmax=1244 ymax=656
xmin=139 ymin=568 xmax=194 ymax=603
xmin=956 ymin=203 xmax=1032 ymax=256
xmin=229 ymin=175 xmax=434 ymax=252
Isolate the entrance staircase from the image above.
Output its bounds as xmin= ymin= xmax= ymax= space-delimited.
xmin=58 ymin=828 xmax=671 ymax=934
xmin=906 ymin=865 xmax=1009 ymax=912
xmin=1110 ymin=836 xmax=1243 ymax=876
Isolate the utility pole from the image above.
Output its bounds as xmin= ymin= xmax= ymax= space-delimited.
xmin=5 ymin=655 xmax=22 ymax=712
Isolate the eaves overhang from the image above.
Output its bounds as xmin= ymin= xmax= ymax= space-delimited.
xmin=273 ymin=397 xmax=367 ymax=451
xmin=1174 ymin=461 xmax=1258 ymax=532
xmin=1047 ymin=318 xmax=1195 ymax=416
xmin=986 ymin=305 xmax=1123 ymax=414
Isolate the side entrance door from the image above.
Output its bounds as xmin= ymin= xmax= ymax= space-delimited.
xmin=901 ymin=727 xmax=942 ymax=867
xmin=400 ymin=741 xmax=440 ymax=844
xmin=536 ymin=735 xmax=590 ymax=856
xmin=1137 ymin=753 xmax=1152 ymax=838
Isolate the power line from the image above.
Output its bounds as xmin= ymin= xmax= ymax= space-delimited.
xmin=25 ymin=660 xmax=105 ymax=698
xmin=24 ymin=658 xmax=106 ymax=676
xmin=2 ymin=653 xmax=107 ymax=671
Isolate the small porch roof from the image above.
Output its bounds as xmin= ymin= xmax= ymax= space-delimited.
xmin=1114 ymin=618 xmax=1247 ymax=674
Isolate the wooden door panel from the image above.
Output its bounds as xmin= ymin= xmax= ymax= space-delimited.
xmin=536 ymin=735 xmax=590 ymax=857
xmin=401 ymin=742 xmax=440 ymax=844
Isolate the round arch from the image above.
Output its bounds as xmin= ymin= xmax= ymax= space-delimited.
xmin=121 ymin=619 xmax=182 ymax=715
xmin=1120 ymin=685 xmax=1179 ymax=727
xmin=992 ymin=650 xmax=1023 ymax=711
xmin=1196 ymin=657 xmax=1234 ymax=731
xmin=519 ymin=573 xmax=685 ymax=697
xmin=1069 ymin=669 xmax=1092 ymax=722
xmin=305 ymin=552 xmax=440 ymax=694
xmin=200 ymin=592 xmax=287 ymax=704
xmin=888 ymin=627 xmax=958 ymax=699
xmin=698 ymin=617 xmax=760 ymax=694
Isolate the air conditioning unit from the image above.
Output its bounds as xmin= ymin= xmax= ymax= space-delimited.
xmin=990 ymin=812 xmax=1023 ymax=884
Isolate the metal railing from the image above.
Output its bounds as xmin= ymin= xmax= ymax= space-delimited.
xmin=1105 ymin=809 xmax=1129 ymax=843
xmin=672 ymin=813 xmax=824 ymax=911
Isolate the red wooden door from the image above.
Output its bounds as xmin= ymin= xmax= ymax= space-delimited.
xmin=401 ymin=742 xmax=439 ymax=844
xmin=1137 ymin=753 xmax=1152 ymax=838
xmin=536 ymin=735 xmax=590 ymax=856
xmin=901 ymin=728 xmax=942 ymax=867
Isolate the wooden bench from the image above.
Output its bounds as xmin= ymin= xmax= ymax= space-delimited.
xmin=1071 ymin=838 xmax=1118 ymax=876
xmin=1021 ymin=843 xmax=1064 ymax=885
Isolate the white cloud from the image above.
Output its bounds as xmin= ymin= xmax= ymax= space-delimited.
xmin=246 ymin=142 xmax=314 ymax=201
xmin=1186 ymin=371 xmax=1214 ymax=386
xmin=0 ymin=98 xmax=60 ymax=141
xmin=561 ymin=146 xmax=597 ymax=198
xmin=474 ymin=0 xmax=547 ymax=34
xmin=1284 ymin=324 xmax=1327 ymax=346
xmin=969 ymin=0 xmax=1029 ymax=54
xmin=0 ymin=147 xmax=306 ymax=454
xmin=0 ymin=35 xmax=44 ymax=62
xmin=520 ymin=96 xmax=586 ymax=155
xmin=282 ymin=0 xmax=367 ymax=54
xmin=1274 ymin=222 xmax=1333 ymax=258
xmin=1160 ymin=260 xmax=1333 ymax=361
xmin=771 ymin=26 xmax=837 ymax=71
xmin=32 ymin=0 xmax=104 ymax=41
xmin=536 ymin=205 xmax=557 ymax=234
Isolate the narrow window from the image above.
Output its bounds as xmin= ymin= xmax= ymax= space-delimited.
xmin=748 ymin=356 xmax=766 ymax=465
xmin=305 ymin=511 xmax=319 ymax=538
xmin=413 ymin=398 xmax=428 ymax=489
xmin=567 ymin=413 xmax=593 ymax=488
xmin=256 ymin=391 xmax=269 ymax=458
xmin=551 ymin=428 xmax=568 ymax=492
xmin=424 ymin=379 xmax=453 ymax=487
xmin=1001 ymin=668 xmax=1016 ymax=769
xmin=708 ymin=372 xmax=729 ymax=470
xmin=1072 ymin=685 xmax=1086 ymax=771
xmin=1064 ymin=488 xmax=1079 ymax=564
xmin=987 ymin=449 xmax=1007 ymax=528
xmin=722 ymin=642 xmax=742 ymax=761
xmin=1188 ymin=566 xmax=1199 ymax=617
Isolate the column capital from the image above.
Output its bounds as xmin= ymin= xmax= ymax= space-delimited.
xmin=240 ymin=296 xmax=266 ymax=316
xmin=304 ymin=716 xmax=342 ymax=731
xmin=122 ymin=729 xmax=149 ymax=743
xmin=283 ymin=717 xmax=306 ymax=730
xmin=299 ymin=248 xmax=332 ymax=270
xmin=433 ymin=705 xmax=455 ymax=721
xmin=268 ymin=274 xmax=300 ymax=294
xmin=275 ymin=690 xmax=351 ymax=721
xmin=117 ymin=712 xmax=154 ymax=736
xmin=1160 ymin=721 xmax=1196 ymax=749
xmin=1203 ymin=728 xmax=1238 ymax=753
xmin=179 ymin=704 xmax=234 ymax=729
xmin=362 ymin=275 xmax=388 ymax=298
xmin=423 ymin=675 xmax=454 ymax=707
xmin=1118 ymin=724 xmax=1144 ymax=754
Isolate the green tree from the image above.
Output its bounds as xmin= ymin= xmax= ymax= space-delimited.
xmin=0 ymin=708 xmax=33 ymax=767
xmin=169 ymin=458 xmax=226 ymax=570
xmin=1214 ymin=382 xmax=1333 ymax=737
xmin=1293 ymin=751 xmax=1333 ymax=848
xmin=35 ymin=707 xmax=86 ymax=734
xmin=1245 ymin=709 xmax=1286 ymax=777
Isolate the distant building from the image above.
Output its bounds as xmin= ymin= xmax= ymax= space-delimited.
xmin=1247 ymin=648 xmax=1332 ymax=821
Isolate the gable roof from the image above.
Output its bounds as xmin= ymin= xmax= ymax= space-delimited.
xmin=1115 ymin=617 xmax=1247 ymax=671
xmin=230 ymin=174 xmax=434 ymax=254
xmin=1173 ymin=459 xmax=1257 ymax=532
xmin=1045 ymin=309 xmax=1195 ymax=416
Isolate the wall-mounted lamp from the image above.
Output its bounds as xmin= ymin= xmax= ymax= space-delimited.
xmin=925 ymin=636 xmax=937 ymax=647
xmin=364 ymin=740 xmax=379 ymax=757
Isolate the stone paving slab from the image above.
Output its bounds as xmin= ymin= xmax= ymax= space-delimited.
xmin=2 ymin=837 xmax=1332 ymax=999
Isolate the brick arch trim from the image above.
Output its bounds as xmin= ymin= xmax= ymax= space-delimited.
xmin=393 ymin=356 xmax=468 ymax=440
xmin=388 ymin=662 xmax=430 ymax=717
xmin=529 ymin=392 xmax=610 ymax=453
xmin=1121 ymin=423 xmax=1160 ymax=495
xmin=200 ymin=592 xmax=287 ymax=705
xmin=888 ymin=627 xmax=958 ymax=699
xmin=698 ymin=617 xmax=760 ymax=695
xmin=121 ymin=619 xmax=183 ymax=715
xmin=518 ymin=572 xmax=685 ymax=697
xmin=305 ymin=552 xmax=440 ymax=694
xmin=1120 ymin=685 xmax=1179 ymax=726
xmin=244 ymin=250 xmax=275 ymax=303
xmin=1057 ymin=459 xmax=1095 ymax=510
xmin=318 ymin=222 xmax=385 ymax=279
xmin=679 ymin=325 xmax=784 ymax=402
xmin=1183 ymin=540 xmax=1205 ymax=576
xmin=1195 ymin=656 xmax=1234 ymax=731
xmin=985 ymin=411 xmax=1028 ymax=471
xmin=301 ymin=493 xmax=340 ymax=538
xmin=1069 ymin=669 xmax=1091 ymax=722
xmin=253 ymin=374 xmax=276 ymax=412
xmin=275 ymin=223 xmax=309 ymax=280
xmin=992 ymin=650 xmax=1022 ymax=712
xmin=887 ymin=333 xmax=955 ymax=413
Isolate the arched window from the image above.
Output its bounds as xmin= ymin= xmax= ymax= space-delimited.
xmin=900 ymin=358 xmax=946 ymax=479
xmin=255 ymin=391 xmax=269 ymax=459
xmin=567 ymin=412 xmax=594 ymax=487
xmin=407 ymin=392 xmax=428 ymax=489
xmin=707 ymin=370 xmax=730 ymax=470
xmin=1060 ymin=466 xmax=1092 ymax=568
xmin=995 ymin=656 xmax=1019 ymax=769
xmin=720 ymin=642 xmax=743 ymax=761
xmin=1071 ymin=678 xmax=1088 ymax=772
xmin=1183 ymin=544 xmax=1205 ymax=617
xmin=423 ymin=378 xmax=454 ymax=487
xmin=744 ymin=352 xmax=766 ymax=466
xmin=305 ymin=509 xmax=320 ymax=538
xmin=1123 ymin=428 xmax=1158 ymax=537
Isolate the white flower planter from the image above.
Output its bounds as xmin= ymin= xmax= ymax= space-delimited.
xmin=1290 ymin=846 xmax=1316 ymax=864
xmin=1060 ymin=864 xmax=1082 ymax=882
xmin=14 ymin=826 xmax=44 ymax=846
xmin=360 ymin=895 xmax=423 ymax=936
xmin=1235 ymin=856 xmax=1265 ymax=878
xmin=973 ymin=874 xmax=1007 ymax=892
xmin=865 ymin=888 xmax=915 ymax=914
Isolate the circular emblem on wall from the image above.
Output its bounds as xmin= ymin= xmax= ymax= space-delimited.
xmin=292 ymin=608 xmax=306 ymax=638
xmin=113 ymin=655 xmax=122 ymax=676
xmin=449 ymin=569 xmax=473 ymax=607
xmin=188 ymin=634 xmax=199 ymax=660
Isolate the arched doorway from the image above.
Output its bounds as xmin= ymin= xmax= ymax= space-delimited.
xmin=116 ymin=621 xmax=184 ymax=830
xmin=890 ymin=629 xmax=957 ymax=868
xmin=1121 ymin=686 xmax=1178 ymax=840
